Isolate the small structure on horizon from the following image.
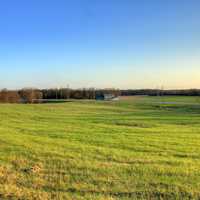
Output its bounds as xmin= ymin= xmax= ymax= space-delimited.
xmin=95 ymin=93 xmax=119 ymax=101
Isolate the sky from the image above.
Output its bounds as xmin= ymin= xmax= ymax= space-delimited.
xmin=0 ymin=0 xmax=200 ymax=89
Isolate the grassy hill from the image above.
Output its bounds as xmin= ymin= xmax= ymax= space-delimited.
xmin=0 ymin=96 xmax=200 ymax=199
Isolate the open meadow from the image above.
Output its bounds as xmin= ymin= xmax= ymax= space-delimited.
xmin=0 ymin=96 xmax=200 ymax=199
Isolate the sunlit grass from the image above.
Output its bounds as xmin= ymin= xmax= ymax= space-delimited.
xmin=0 ymin=96 xmax=200 ymax=199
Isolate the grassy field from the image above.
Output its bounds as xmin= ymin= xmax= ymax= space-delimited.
xmin=0 ymin=96 xmax=200 ymax=199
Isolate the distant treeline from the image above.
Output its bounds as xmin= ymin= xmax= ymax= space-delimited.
xmin=121 ymin=89 xmax=200 ymax=96
xmin=42 ymin=88 xmax=120 ymax=100
xmin=0 ymin=89 xmax=42 ymax=103
xmin=0 ymin=88 xmax=120 ymax=103
xmin=0 ymin=88 xmax=200 ymax=103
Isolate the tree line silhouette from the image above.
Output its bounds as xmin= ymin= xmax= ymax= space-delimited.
xmin=121 ymin=89 xmax=200 ymax=96
xmin=0 ymin=88 xmax=120 ymax=103
xmin=0 ymin=88 xmax=199 ymax=103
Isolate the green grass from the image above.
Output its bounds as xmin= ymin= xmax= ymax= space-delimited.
xmin=0 ymin=96 xmax=200 ymax=199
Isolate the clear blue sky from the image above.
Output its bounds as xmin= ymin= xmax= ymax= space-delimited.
xmin=1 ymin=0 xmax=200 ymax=89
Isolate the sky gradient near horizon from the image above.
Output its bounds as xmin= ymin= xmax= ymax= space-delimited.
xmin=0 ymin=0 xmax=200 ymax=89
